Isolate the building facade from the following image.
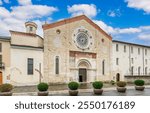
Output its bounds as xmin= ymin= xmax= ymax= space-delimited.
xmin=0 ymin=36 xmax=11 ymax=85
xmin=112 ymin=40 xmax=150 ymax=82
xmin=0 ymin=15 xmax=150 ymax=86
xmin=43 ymin=15 xmax=112 ymax=84
xmin=0 ymin=22 xmax=43 ymax=86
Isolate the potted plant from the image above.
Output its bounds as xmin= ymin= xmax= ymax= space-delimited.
xmin=116 ymin=81 xmax=127 ymax=93
xmin=68 ymin=81 xmax=79 ymax=96
xmin=134 ymin=80 xmax=145 ymax=91
xmin=110 ymin=80 xmax=115 ymax=85
xmin=0 ymin=83 xmax=13 ymax=96
xmin=92 ymin=81 xmax=103 ymax=95
xmin=37 ymin=82 xmax=49 ymax=96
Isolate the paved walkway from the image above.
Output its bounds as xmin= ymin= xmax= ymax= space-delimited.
xmin=13 ymin=85 xmax=150 ymax=96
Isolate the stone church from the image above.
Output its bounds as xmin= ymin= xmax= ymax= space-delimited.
xmin=0 ymin=15 xmax=149 ymax=86
xmin=43 ymin=15 xmax=112 ymax=84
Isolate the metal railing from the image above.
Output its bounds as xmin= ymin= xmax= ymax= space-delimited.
xmin=125 ymin=73 xmax=150 ymax=76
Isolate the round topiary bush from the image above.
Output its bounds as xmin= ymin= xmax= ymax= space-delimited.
xmin=92 ymin=81 xmax=103 ymax=89
xmin=0 ymin=83 xmax=13 ymax=92
xmin=68 ymin=82 xmax=79 ymax=90
xmin=117 ymin=81 xmax=126 ymax=87
xmin=134 ymin=80 xmax=145 ymax=86
xmin=37 ymin=82 xmax=49 ymax=91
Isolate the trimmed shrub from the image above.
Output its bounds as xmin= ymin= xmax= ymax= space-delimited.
xmin=0 ymin=83 xmax=13 ymax=92
xmin=117 ymin=81 xmax=126 ymax=87
xmin=68 ymin=82 xmax=79 ymax=90
xmin=92 ymin=81 xmax=103 ymax=89
xmin=134 ymin=80 xmax=145 ymax=86
xmin=110 ymin=80 xmax=115 ymax=85
xmin=37 ymin=82 xmax=49 ymax=91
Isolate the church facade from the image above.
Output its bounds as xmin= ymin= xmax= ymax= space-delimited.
xmin=43 ymin=15 xmax=112 ymax=84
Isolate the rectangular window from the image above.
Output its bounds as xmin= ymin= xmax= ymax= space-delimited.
xmin=145 ymin=49 xmax=147 ymax=55
xmin=27 ymin=58 xmax=34 ymax=75
xmin=116 ymin=44 xmax=119 ymax=52
xmin=0 ymin=43 xmax=2 ymax=52
xmin=145 ymin=59 xmax=147 ymax=65
xmin=138 ymin=48 xmax=140 ymax=55
xmin=102 ymin=60 xmax=105 ymax=75
xmin=116 ymin=58 xmax=119 ymax=65
xmin=124 ymin=45 xmax=126 ymax=52
xmin=29 ymin=27 xmax=33 ymax=32
xmin=131 ymin=58 xmax=134 ymax=64
xmin=131 ymin=46 xmax=133 ymax=53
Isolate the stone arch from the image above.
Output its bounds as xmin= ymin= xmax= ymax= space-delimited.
xmin=77 ymin=59 xmax=92 ymax=69
xmin=77 ymin=59 xmax=92 ymax=82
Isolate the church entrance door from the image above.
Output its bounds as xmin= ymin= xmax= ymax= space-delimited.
xmin=79 ymin=68 xmax=87 ymax=82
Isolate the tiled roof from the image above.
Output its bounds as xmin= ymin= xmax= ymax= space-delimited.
xmin=113 ymin=40 xmax=150 ymax=48
xmin=10 ymin=30 xmax=43 ymax=39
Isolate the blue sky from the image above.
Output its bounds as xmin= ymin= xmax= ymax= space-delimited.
xmin=0 ymin=0 xmax=150 ymax=45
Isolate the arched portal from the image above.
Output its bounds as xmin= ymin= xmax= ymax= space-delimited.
xmin=0 ymin=71 xmax=2 ymax=85
xmin=77 ymin=60 xmax=91 ymax=82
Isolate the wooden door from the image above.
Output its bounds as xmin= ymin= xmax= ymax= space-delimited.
xmin=0 ymin=72 xmax=2 ymax=85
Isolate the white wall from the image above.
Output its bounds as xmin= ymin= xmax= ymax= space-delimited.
xmin=10 ymin=47 xmax=43 ymax=86
xmin=112 ymin=41 xmax=150 ymax=81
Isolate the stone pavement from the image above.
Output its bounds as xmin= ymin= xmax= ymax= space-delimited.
xmin=13 ymin=85 xmax=150 ymax=96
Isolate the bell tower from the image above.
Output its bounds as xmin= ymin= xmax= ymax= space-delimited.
xmin=25 ymin=22 xmax=37 ymax=34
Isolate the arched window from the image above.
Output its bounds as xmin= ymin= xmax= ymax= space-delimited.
xmin=145 ymin=67 xmax=147 ymax=75
xmin=102 ymin=60 xmax=105 ymax=75
xmin=138 ymin=67 xmax=141 ymax=75
xmin=55 ymin=56 xmax=59 ymax=74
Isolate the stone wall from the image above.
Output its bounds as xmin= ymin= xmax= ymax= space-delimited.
xmin=125 ymin=76 xmax=150 ymax=84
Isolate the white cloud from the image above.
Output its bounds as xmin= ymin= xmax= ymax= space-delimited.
xmin=68 ymin=4 xmax=98 ymax=18
xmin=94 ymin=19 xmax=150 ymax=43
xmin=0 ymin=5 xmax=58 ymax=36
xmin=125 ymin=0 xmax=150 ymax=14
xmin=0 ymin=7 xmax=11 ymax=18
xmin=107 ymin=9 xmax=121 ymax=17
xmin=0 ymin=0 xmax=2 ymax=5
xmin=94 ymin=20 xmax=116 ymax=34
xmin=138 ymin=34 xmax=150 ymax=40
xmin=18 ymin=0 xmax=32 ymax=5
xmin=11 ymin=5 xmax=58 ymax=20
xmin=117 ymin=28 xmax=141 ymax=34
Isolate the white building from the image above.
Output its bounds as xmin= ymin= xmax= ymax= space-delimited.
xmin=0 ymin=22 xmax=43 ymax=86
xmin=112 ymin=40 xmax=150 ymax=82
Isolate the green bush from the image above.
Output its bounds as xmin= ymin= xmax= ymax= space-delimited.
xmin=37 ymin=82 xmax=49 ymax=91
xmin=0 ymin=83 xmax=13 ymax=92
xmin=134 ymin=80 xmax=145 ymax=86
xmin=92 ymin=81 xmax=103 ymax=89
xmin=117 ymin=81 xmax=126 ymax=87
xmin=68 ymin=82 xmax=79 ymax=90
xmin=110 ymin=80 xmax=115 ymax=85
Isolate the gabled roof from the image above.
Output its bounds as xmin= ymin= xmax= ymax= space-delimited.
xmin=42 ymin=15 xmax=112 ymax=40
xmin=10 ymin=30 xmax=43 ymax=39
